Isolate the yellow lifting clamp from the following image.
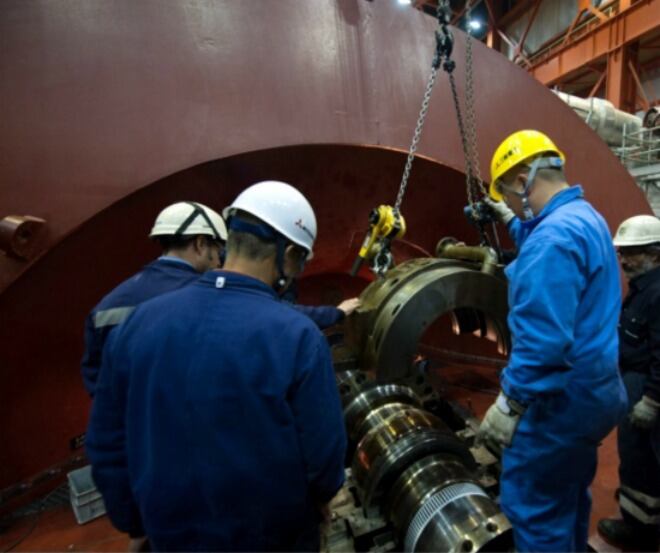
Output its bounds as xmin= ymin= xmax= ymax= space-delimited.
xmin=350 ymin=205 xmax=406 ymax=277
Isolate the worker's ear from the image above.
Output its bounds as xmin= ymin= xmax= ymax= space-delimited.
xmin=284 ymin=244 xmax=307 ymax=275
xmin=513 ymin=170 xmax=529 ymax=191
xmin=192 ymin=235 xmax=207 ymax=254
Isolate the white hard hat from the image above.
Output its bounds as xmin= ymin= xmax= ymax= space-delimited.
xmin=150 ymin=202 xmax=227 ymax=241
xmin=613 ymin=215 xmax=660 ymax=247
xmin=223 ymin=181 xmax=317 ymax=258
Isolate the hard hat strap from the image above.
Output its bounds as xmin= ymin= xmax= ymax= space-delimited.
xmin=273 ymin=236 xmax=289 ymax=294
xmin=501 ymin=156 xmax=564 ymax=220
xmin=228 ymin=217 xmax=278 ymax=241
xmin=175 ymin=202 xmax=222 ymax=241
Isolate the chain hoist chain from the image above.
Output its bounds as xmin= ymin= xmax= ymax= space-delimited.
xmin=444 ymin=2 xmax=501 ymax=251
xmin=447 ymin=71 xmax=475 ymax=206
xmin=394 ymin=66 xmax=439 ymax=214
xmin=463 ymin=1 xmax=487 ymax=200
xmin=393 ymin=1 xmax=453 ymax=215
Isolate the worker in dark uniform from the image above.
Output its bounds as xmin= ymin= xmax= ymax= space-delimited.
xmin=598 ymin=214 xmax=660 ymax=552
xmin=86 ymin=181 xmax=347 ymax=551
xmin=82 ymin=202 xmax=360 ymax=397
xmin=478 ymin=130 xmax=627 ymax=552
xmin=81 ymin=201 xmax=227 ymax=396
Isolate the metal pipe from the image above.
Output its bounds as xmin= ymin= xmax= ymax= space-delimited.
xmin=0 ymin=215 xmax=46 ymax=260
xmin=554 ymin=91 xmax=642 ymax=146
xmin=435 ymin=239 xmax=499 ymax=275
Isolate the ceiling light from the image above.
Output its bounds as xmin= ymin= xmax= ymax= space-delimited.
xmin=468 ymin=19 xmax=482 ymax=31
xmin=398 ymin=0 xmax=412 ymax=5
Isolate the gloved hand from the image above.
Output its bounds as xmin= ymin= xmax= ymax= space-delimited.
xmin=127 ymin=537 xmax=149 ymax=552
xmin=338 ymin=297 xmax=361 ymax=316
xmin=476 ymin=391 xmax=526 ymax=453
xmin=629 ymin=395 xmax=660 ymax=429
xmin=484 ymin=197 xmax=515 ymax=225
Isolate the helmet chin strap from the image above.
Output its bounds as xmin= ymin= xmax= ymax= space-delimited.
xmin=273 ymin=235 xmax=289 ymax=293
xmin=502 ymin=156 xmax=564 ymax=221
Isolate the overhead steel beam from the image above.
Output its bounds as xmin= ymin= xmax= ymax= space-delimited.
xmin=497 ymin=0 xmax=544 ymax=29
xmin=514 ymin=0 xmax=543 ymax=60
xmin=606 ymin=45 xmax=635 ymax=110
xmin=529 ymin=0 xmax=659 ymax=86
xmin=588 ymin=71 xmax=607 ymax=98
xmin=484 ymin=0 xmax=502 ymax=51
xmin=628 ymin=60 xmax=651 ymax=111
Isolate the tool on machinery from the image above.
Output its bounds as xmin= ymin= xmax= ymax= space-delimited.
xmin=350 ymin=205 xmax=406 ymax=277
xmin=350 ymin=1 xmax=501 ymax=278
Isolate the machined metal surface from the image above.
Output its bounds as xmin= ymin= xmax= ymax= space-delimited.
xmin=406 ymin=487 xmax=512 ymax=552
xmin=352 ymin=407 xmax=474 ymax=508
xmin=385 ymin=453 xmax=477 ymax=535
xmin=353 ymin=402 xmax=421 ymax=446
xmin=336 ymin=370 xmax=374 ymax=408
xmin=347 ymin=258 xmax=510 ymax=381
xmin=344 ymin=384 xmax=422 ymax=443
xmin=385 ymin=454 xmax=512 ymax=552
xmin=332 ymin=374 xmax=510 ymax=552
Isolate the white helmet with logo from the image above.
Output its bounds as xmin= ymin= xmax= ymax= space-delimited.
xmin=150 ymin=202 xmax=227 ymax=241
xmin=613 ymin=215 xmax=660 ymax=247
xmin=223 ymin=181 xmax=317 ymax=258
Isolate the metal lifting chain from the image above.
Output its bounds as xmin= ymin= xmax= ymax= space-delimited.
xmin=393 ymin=1 xmax=454 ymax=215
xmin=447 ymin=1 xmax=501 ymax=252
xmin=393 ymin=67 xmax=439 ymax=214
xmin=448 ymin=0 xmax=487 ymax=211
xmin=391 ymin=0 xmax=501 ymax=253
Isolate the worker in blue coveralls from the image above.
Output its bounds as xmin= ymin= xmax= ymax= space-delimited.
xmin=81 ymin=201 xmax=227 ymax=396
xmin=477 ymin=130 xmax=628 ymax=552
xmin=86 ymin=180 xmax=347 ymax=552
xmin=81 ymin=202 xmax=360 ymax=397
xmin=598 ymin=215 xmax=660 ymax=552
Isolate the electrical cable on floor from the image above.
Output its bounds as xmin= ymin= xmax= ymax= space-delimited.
xmin=1 ymin=485 xmax=66 ymax=553
xmin=1 ymin=510 xmax=39 ymax=553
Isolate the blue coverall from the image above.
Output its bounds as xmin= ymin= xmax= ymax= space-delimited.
xmin=81 ymin=257 xmax=344 ymax=396
xmin=86 ymin=271 xmax=347 ymax=551
xmin=501 ymin=186 xmax=627 ymax=552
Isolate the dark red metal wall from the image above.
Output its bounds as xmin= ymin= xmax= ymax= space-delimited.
xmin=0 ymin=0 xmax=651 ymax=492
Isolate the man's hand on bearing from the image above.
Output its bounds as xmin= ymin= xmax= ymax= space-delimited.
xmin=338 ymin=298 xmax=361 ymax=316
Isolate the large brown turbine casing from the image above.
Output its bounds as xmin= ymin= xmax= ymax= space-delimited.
xmin=0 ymin=0 xmax=651 ymax=492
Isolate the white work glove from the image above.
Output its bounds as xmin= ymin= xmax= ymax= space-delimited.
xmin=629 ymin=396 xmax=660 ymax=429
xmin=476 ymin=391 xmax=526 ymax=453
xmin=338 ymin=297 xmax=361 ymax=317
xmin=484 ymin=197 xmax=515 ymax=225
xmin=127 ymin=537 xmax=149 ymax=552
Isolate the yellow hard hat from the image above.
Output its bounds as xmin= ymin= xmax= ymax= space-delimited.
xmin=489 ymin=130 xmax=565 ymax=201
